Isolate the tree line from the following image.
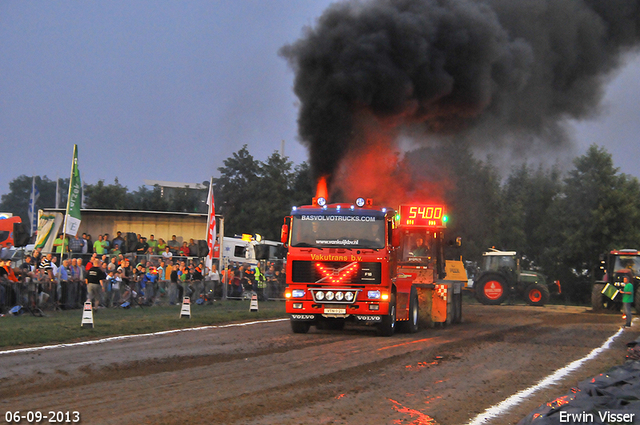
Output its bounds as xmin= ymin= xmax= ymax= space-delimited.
xmin=0 ymin=145 xmax=312 ymax=242
xmin=2 ymin=143 xmax=639 ymax=303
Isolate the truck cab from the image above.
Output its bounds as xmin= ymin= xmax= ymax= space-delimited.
xmin=0 ymin=216 xmax=23 ymax=249
xmin=283 ymin=198 xmax=464 ymax=336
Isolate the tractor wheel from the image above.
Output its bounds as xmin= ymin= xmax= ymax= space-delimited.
xmin=377 ymin=294 xmax=396 ymax=337
xmin=591 ymin=284 xmax=606 ymax=312
xmin=475 ymin=275 xmax=508 ymax=305
xmin=524 ymin=283 xmax=550 ymax=306
xmin=398 ymin=287 xmax=419 ymax=333
xmin=291 ymin=319 xmax=311 ymax=334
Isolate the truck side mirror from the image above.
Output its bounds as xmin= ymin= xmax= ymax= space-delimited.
xmin=281 ymin=224 xmax=289 ymax=245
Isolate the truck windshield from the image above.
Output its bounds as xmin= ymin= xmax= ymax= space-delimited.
xmin=398 ymin=230 xmax=435 ymax=264
xmin=290 ymin=214 xmax=385 ymax=249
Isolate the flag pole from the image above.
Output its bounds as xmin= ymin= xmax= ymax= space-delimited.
xmin=205 ymin=177 xmax=214 ymax=269
xmin=62 ymin=148 xmax=73 ymax=261
xmin=62 ymin=145 xmax=82 ymax=261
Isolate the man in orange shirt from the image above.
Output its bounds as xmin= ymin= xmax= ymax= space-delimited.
xmin=3 ymin=259 xmax=18 ymax=282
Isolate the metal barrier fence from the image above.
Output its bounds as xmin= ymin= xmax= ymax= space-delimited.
xmin=0 ymin=276 xmax=288 ymax=314
xmin=0 ymin=274 xmax=79 ymax=316
xmin=1 ymin=253 xmax=288 ymax=314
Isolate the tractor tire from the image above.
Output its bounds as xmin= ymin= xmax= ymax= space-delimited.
xmin=291 ymin=319 xmax=311 ymax=334
xmin=475 ymin=275 xmax=508 ymax=305
xmin=524 ymin=283 xmax=550 ymax=306
xmin=398 ymin=287 xmax=419 ymax=333
xmin=591 ymin=283 xmax=606 ymax=312
xmin=377 ymin=294 xmax=396 ymax=337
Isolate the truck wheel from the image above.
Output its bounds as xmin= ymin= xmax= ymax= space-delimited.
xmin=591 ymin=283 xmax=606 ymax=312
xmin=291 ymin=320 xmax=311 ymax=334
xmin=377 ymin=294 xmax=396 ymax=337
xmin=475 ymin=275 xmax=508 ymax=305
xmin=524 ymin=283 xmax=550 ymax=306
xmin=398 ymin=287 xmax=419 ymax=333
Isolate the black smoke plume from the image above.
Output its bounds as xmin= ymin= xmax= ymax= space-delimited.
xmin=280 ymin=0 xmax=640 ymax=182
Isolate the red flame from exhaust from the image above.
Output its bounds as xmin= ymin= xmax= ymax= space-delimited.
xmin=316 ymin=175 xmax=329 ymax=201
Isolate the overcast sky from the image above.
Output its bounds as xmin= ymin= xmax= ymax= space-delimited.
xmin=2 ymin=1 xmax=640 ymax=198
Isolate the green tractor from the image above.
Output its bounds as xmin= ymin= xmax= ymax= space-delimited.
xmin=473 ymin=249 xmax=559 ymax=306
xmin=592 ymin=249 xmax=640 ymax=313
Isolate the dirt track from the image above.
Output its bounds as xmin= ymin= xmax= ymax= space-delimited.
xmin=1 ymin=304 xmax=637 ymax=425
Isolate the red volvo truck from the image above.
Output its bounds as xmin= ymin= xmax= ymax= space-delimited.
xmin=282 ymin=197 xmax=465 ymax=336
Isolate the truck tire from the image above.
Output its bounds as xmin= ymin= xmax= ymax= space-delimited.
xmin=377 ymin=294 xmax=396 ymax=337
xmin=398 ymin=287 xmax=419 ymax=333
xmin=591 ymin=283 xmax=606 ymax=312
xmin=475 ymin=275 xmax=508 ymax=305
xmin=291 ymin=319 xmax=311 ymax=334
xmin=524 ymin=283 xmax=550 ymax=306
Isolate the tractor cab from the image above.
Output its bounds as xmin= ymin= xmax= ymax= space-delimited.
xmin=593 ymin=249 xmax=640 ymax=312
xmin=480 ymin=251 xmax=518 ymax=281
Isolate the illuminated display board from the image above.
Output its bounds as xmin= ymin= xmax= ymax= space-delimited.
xmin=398 ymin=205 xmax=447 ymax=227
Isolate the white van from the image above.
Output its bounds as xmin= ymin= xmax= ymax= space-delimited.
xmin=213 ymin=237 xmax=285 ymax=267
xmin=219 ymin=237 xmax=257 ymax=266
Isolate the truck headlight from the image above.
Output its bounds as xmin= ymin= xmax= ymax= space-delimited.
xmin=291 ymin=290 xmax=305 ymax=298
xmin=345 ymin=292 xmax=355 ymax=301
xmin=326 ymin=291 xmax=335 ymax=301
xmin=315 ymin=291 xmax=325 ymax=301
xmin=368 ymin=290 xmax=381 ymax=299
xmin=335 ymin=292 xmax=344 ymax=301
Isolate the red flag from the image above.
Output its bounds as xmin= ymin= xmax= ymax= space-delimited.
xmin=205 ymin=178 xmax=216 ymax=269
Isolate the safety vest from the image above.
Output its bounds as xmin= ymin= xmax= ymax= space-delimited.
xmin=255 ymin=267 xmax=266 ymax=288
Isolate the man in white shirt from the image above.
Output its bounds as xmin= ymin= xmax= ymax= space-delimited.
xmin=162 ymin=246 xmax=173 ymax=260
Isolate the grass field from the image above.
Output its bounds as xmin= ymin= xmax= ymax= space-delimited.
xmin=0 ymin=300 xmax=287 ymax=349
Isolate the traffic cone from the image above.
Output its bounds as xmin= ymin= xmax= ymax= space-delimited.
xmin=250 ymin=293 xmax=258 ymax=312
xmin=180 ymin=296 xmax=191 ymax=318
xmin=81 ymin=301 xmax=94 ymax=328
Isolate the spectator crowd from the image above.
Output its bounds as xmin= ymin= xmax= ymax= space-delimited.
xmin=1 ymin=231 xmax=286 ymax=314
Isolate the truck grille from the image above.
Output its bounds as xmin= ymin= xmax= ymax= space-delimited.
xmin=291 ymin=261 xmax=381 ymax=284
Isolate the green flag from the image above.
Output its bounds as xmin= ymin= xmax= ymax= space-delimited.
xmin=64 ymin=144 xmax=82 ymax=236
xmin=601 ymin=283 xmax=619 ymax=300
